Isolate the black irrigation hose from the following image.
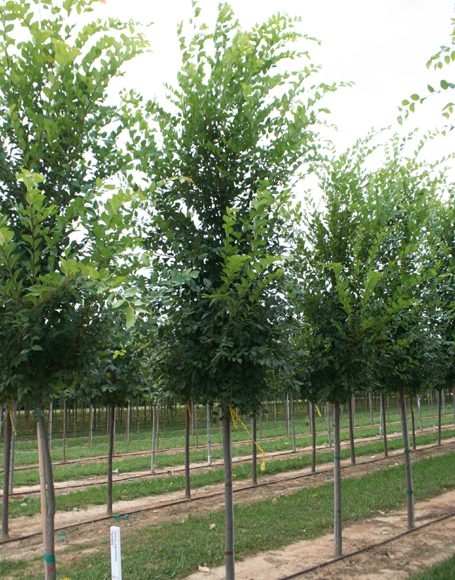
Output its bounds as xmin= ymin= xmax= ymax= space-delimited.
xmin=278 ymin=510 xmax=455 ymax=579
xmin=1 ymin=438 xmax=453 ymax=547
xmin=6 ymin=422 xmax=455 ymax=498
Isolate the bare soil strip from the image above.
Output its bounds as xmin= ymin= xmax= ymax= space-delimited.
xmin=3 ymin=439 xmax=454 ymax=565
xmin=187 ymin=489 xmax=455 ymax=579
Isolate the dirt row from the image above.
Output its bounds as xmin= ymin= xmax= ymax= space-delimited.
xmin=3 ymin=437 xmax=455 ymax=568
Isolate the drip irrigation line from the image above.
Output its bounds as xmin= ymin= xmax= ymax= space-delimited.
xmin=1 ymin=439 xmax=453 ymax=547
xmin=278 ymin=510 xmax=455 ymax=579
xmin=5 ymin=422 xmax=455 ymax=498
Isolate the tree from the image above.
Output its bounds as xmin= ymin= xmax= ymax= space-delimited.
xmin=128 ymin=4 xmax=340 ymax=577
xmin=0 ymin=1 xmax=148 ymax=576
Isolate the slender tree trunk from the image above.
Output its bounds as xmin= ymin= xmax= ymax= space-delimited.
xmin=185 ymin=403 xmax=191 ymax=500
xmin=151 ymin=404 xmax=158 ymax=472
xmin=193 ymin=402 xmax=199 ymax=448
xmin=285 ymin=394 xmax=290 ymax=437
xmin=252 ymin=413 xmax=257 ymax=486
xmin=410 ymin=397 xmax=417 ymax=452
xmin=125 ymin=401 xmax=131 ymax=445
xmin=0 ymin=403 xmax=4 ymax=440
xmin=380 ymin=392 xmax=388 ymax=458
xmin=112 ymin=405 xmax=116 ymax=457
xmin=207 ymin=402 xmax=212 ymax=466
xmin=417 ymin=395 xmax=423 ymax=431
xmin=88 ymin=403 xmax=94 ymax=446
xmin=290 ymin=395 xmax=296 ymax=452
xmin=310 ymin=400 xmax=316 ymax=473
xmin=107 ymin=404 xmax=115 ymax=516
xmin=48 ymin=402 xmax=53 ymax=448
xmin=9 ymin=403 xmax=17 ymax=494
xmin=222 ymin=408 xmax=235 ymax=580
xmin=37 ymin=413 xmax=57 ymax=580
xmin=2 ymin=407 xmax=12 ymax=539
xmin=25 ymin=404 xmax=30 ymax=431
xmin=452 ymin=389 xmax=455 ymax=422
xmin=348 ymin=396 xmax=356 ymax=465
xmin=399 ymin=390 xmax=415 ymax=530
xmin=62 ymin=400 xmax=67 ymax=462
xmin=324 ymin=402 xmax=332 ymax=447
xmin=437 ymin=389 xmax=442 ymax=446
xmin=73 ymin=400 xmax=77 ymax=438
xmin=333 ymin=401 xmax=342 ymax=557
xmin=368 ymin=390 xmax=374 ymax=427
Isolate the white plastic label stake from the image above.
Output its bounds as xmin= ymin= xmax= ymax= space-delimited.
xmin=110 ymin=525 xmax=122 ymax=580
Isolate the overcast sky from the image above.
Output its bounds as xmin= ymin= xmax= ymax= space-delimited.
xmin=95 ymin=0 xmax=453 ymax=164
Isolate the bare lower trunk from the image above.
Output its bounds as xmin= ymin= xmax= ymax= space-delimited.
xmin=88 ymin=404 xmax=94 ymax=446
xmin=399 ymin=390 xmax=415 ymax=530
xmin=437 ymin=389 xmax=442 ymax=446
xmin=107 ymin=404 xmax=115 ymax=515
xmin=285 ymin=394 xmax=290 ymax=437
xmin=125 ymin=401 xmax=131 ymax=445
xmin=417 ymin=396 xmax=423 ymax=431
xmin=37 ymin=413 xmax=57 ymax=580
xmin=252 ymin=413 xmax=257 ymax=486
xmin=48 ymin=402 xmax=53 ymax=448
xmin=380 ymin=392 xmax=388 ymax=458
xmin=222 ymin=408 xmax=235 ymax=580
xmin=73 ymin=400 xmax=77 ymax=438
xmin=9 ymin=403 xmax=17 ymax=494
xmin=333 ymin=401 xmax=342 ymax=557
xmin=193 ymin=403 xmax=199 ymax=448
xmin=62 ymin=400 xmax=67 ymax=462
xmin=348 ymin=397 xmax=356 ymax=465
xmin=368 ymin=390 xmax=374 ymax=427
xmin=2 ymin=407 xmax=12 ymax=538
xmin=325 ymin=402 xmax=332 ymax=447
xmin=207 ymin=402 xmax=212 ymax=466
xmin=290 ymin=396 xmax=296 ymax=452
xmin=185 ymin=404 xmax=191 ymax=500
xmin=151 ymin=404 xmax=158 ymax=472
xmin=410 ymin=397 xmax=417 ymax=451
xmin=310 ymin=400 xmax=316 ymax=473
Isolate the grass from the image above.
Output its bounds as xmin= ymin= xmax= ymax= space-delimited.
xmin=412 ymin=553 xmax=455 ymax=579
xmin=8 ymin=427 xmax=455 ymax=518
xmin=28 ymin=451 xmax=455 ymax=580
xmin=5 ymin=403 xmax=451 ymax=467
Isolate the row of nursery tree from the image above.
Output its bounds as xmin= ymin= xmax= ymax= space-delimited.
xmin=0 ymin=1 xmax=453 ymax=579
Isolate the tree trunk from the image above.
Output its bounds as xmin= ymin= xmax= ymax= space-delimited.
xmin=437 ymin=389 xmax=442 ymax=446
xmin=151 ymin=404 xmax=158 ymax=472
xmin=285 ymin=394 xmax=290 ymax=437
xmin=185 ymin=403 xmax=191 ymax=500
xmin=207 ymin=402 xmax=212 ymax=466
xmin=73 ymin=400 xmax=77 ymax=438
xmin=380 ymin=392 xmax=388 ymax=458
xmin=107 ymin=404 xmax=115 ymax=516
xmin=88 ymin=403 xmax=94 ymax=446
xmin=310 ymin=400 xmax=316 ymax=473
xmin=193 ymin=402 xmax=199 ymax=448
xmin=333 ymin=401 xmax=342 ymax=557
xmin=325 ymin=402 xmax=332 ymax=447
xmin=348 ymin=397 xmax=356 ymax=465
xmin=0 ymin=403 xmax=4 ymax=440
xmin=368 ymin=390 xmax=374 ymax=427
xmin=410 ymin=397 xmax=417 ymax=452
xmin=37 ymin=413 xmax=57 ymax=580
xmin=125 ymin=401 xmax=131 ymax=445
xmin=2 ymin=407 xmax=12 ymax=539
xmin=417 ymin=395 xmax=423 ymax=431
xmin=48 ymin=402 xmax=53 ymax=448
xmin=62 ymin=400 xmax=67 ymax=462
xmin=290 ymin=395 xmax=296 ymax=452
xmin=252 ymin=414 xmax=257 ymax=486
xmin=399 ymin=390 xmax=415 ymax=530
xmin=222 ymin=408 xmax=235 ymax=580
xmin=9 ymin=403 xmax=17 ymax=494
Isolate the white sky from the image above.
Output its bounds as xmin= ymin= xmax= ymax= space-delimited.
xmin=93 ymin=0 xmax=454 ymax=180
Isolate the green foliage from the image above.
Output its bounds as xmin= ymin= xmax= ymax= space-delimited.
xmin=133 ymin=2 xmax=339 ymax=412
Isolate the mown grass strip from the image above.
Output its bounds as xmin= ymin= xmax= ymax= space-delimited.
xmin=39 ymin=452 xmax=455 ymax=580
xmin=412 ymin=552 xmax=455 ymax=579
xmin=8 ymin=428 xmax=455 ymax=518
